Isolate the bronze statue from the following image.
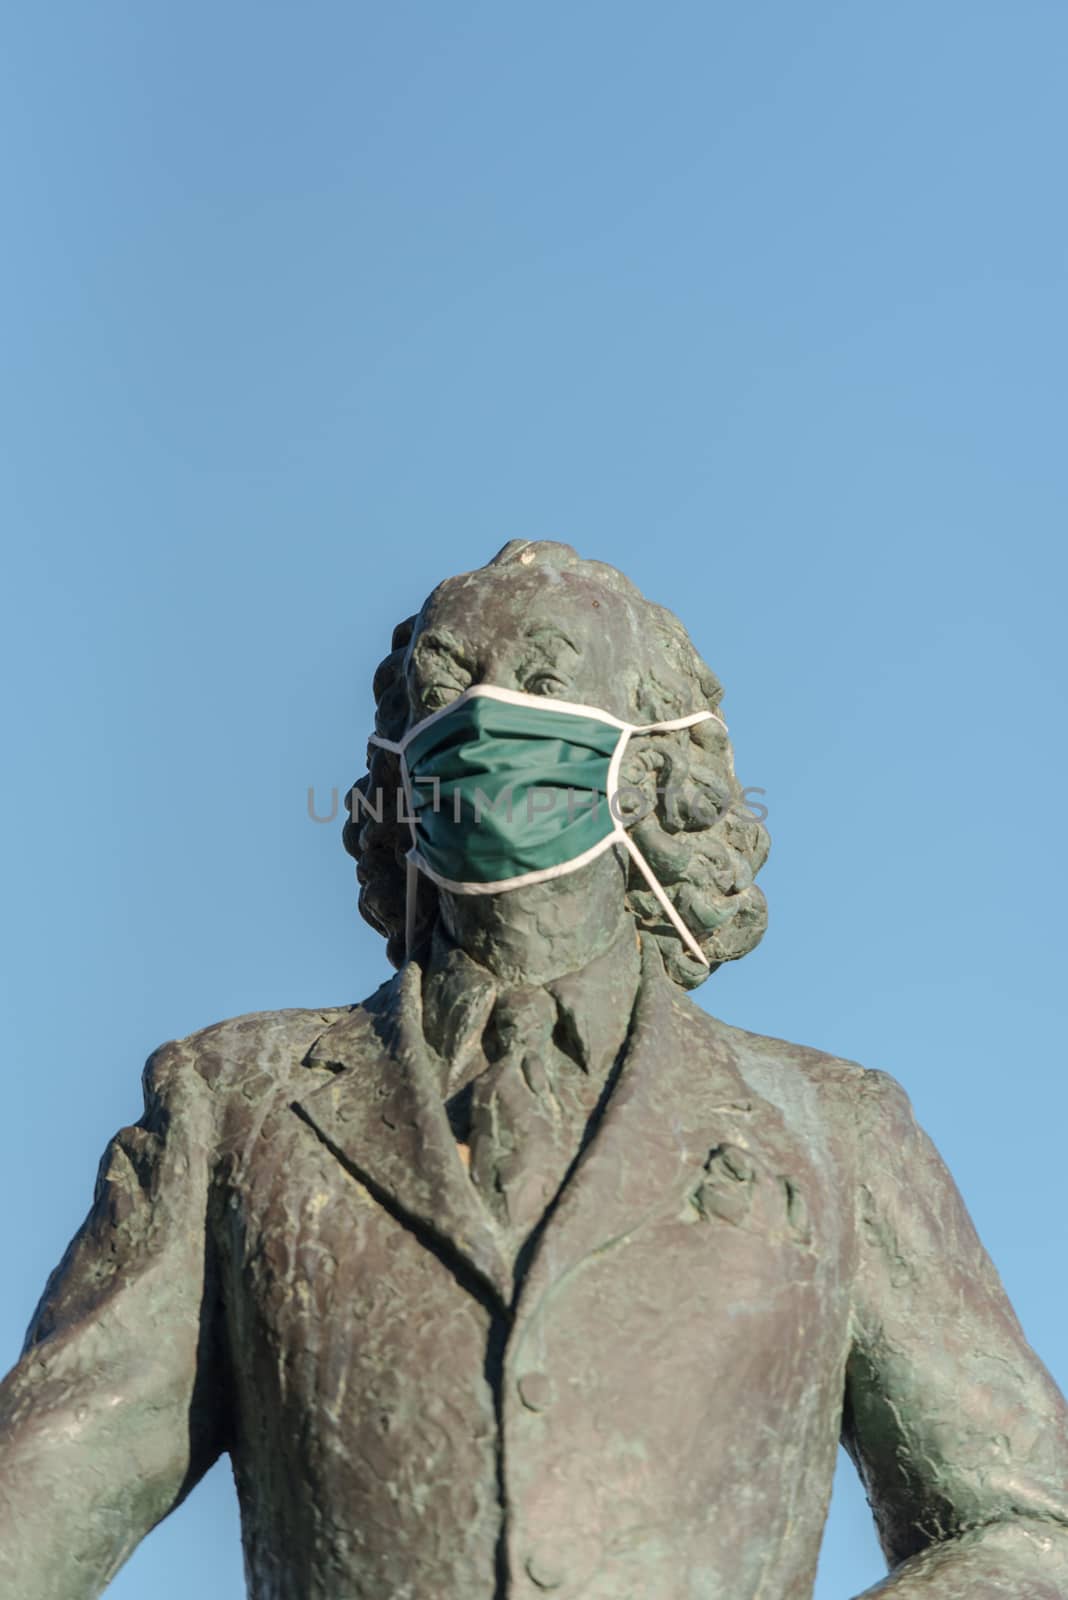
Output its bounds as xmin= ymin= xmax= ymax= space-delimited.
xmin=2 ymin=540 xmax=1066 ymax=1598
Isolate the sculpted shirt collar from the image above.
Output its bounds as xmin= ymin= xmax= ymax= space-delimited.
xmin=420 ymin=919 xmax=643 ymax=1099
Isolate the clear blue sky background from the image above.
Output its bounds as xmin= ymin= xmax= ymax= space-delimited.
xmin=1 ymin=4 xmax=1065 ymax=1596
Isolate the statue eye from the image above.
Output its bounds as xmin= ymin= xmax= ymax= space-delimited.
xmin=526 ymin=672 xmax=568 ymax=697
xmin=421 ymin=684 xmax=459 ymax=711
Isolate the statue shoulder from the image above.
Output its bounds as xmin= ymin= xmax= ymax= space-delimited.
xmin=145 ymin=979 xmax=396 ymax=1103
xmin=686 ymin=1003 xmax=863 ymax=1085
xmin=691 ymin=1002 xmax=902 ymax=1120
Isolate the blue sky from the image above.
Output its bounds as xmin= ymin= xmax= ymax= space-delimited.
xmin=1 ymin=3 xmax=1066 ymax=1595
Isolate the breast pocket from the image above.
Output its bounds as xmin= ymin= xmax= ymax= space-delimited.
xmin=690 ymin=1142 xmax=812 ymax=1247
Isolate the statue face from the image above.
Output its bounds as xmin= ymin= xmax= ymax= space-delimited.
xmin=348 ymin=543 xmax=769 ymax=983
xmin=405 ymin=559 xmax=650 ymax=729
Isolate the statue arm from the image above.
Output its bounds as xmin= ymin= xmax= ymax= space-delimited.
xmin=843 ymin=1068 xmax=1068 ymax=1598
xmin=0 ymin=1039 xmax=227 ymax=1600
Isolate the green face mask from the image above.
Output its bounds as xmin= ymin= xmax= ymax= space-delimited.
xmin=370 ymin=685 xmax=723 ymax=966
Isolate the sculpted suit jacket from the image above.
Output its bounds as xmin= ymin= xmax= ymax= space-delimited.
xmin=2 ymin=935 xmax=1067 ymax=1599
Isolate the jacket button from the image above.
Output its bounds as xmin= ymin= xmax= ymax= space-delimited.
xmin=525 ymin=1549 xmax=565 ymax=1589
xmin=517 ymin=1371 xmax=555 ymax=1411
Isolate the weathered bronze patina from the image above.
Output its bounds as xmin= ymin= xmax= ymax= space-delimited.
xmin=2 ymin=540 xmax=1066 ymax=1598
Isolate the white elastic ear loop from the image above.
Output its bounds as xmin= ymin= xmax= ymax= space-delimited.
xmin=607 ymin=709 xmax=729 ymax=969
xmin=369 ymin=730 xmax=421 ymax=962
xmin=617 ymin=831 xmax=710 ymax=967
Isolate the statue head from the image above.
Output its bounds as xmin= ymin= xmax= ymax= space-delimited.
xmin=344 ymin=541 xmax=769 ymax=989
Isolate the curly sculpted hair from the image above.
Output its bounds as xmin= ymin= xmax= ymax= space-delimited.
xmin=343 ymin=542 xmax=770 ymax=991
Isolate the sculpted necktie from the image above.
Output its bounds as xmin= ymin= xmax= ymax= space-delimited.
xmin=467 ymin=984 xmax=589 ymax=1240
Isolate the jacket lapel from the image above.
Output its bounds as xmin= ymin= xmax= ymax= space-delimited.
xmin=513 ymin=936 xmax=782 ymax=1311
xmin=291 ymin=936 xmax=798 ymax=1317
xmin=291 ymin=960 xmax=513 ymax=1305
